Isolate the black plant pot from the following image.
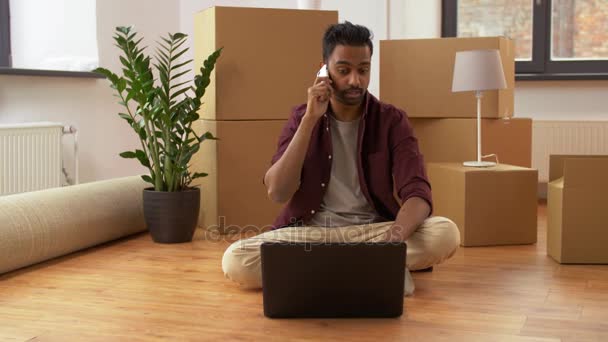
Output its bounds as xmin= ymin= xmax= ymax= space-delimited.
xmin=143 ymin=187 xmax=200 ymax=243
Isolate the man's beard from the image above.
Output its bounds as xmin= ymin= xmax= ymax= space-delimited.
xmin=334 ymin=87 xmax=366 ymax=106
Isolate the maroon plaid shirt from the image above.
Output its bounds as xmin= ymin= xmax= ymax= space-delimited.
xmin=268 ymin=92 xmax=432 ymax=229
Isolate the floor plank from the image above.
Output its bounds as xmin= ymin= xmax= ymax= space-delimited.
xmin=1 ymin=203 xmax=606 ymax=341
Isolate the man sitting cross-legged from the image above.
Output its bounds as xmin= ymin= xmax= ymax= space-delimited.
xmin=222 ymin=21 xmax=460 ymax=295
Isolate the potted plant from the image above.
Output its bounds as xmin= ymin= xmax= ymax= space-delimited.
xmin=94 ymin=26 xmax=222 ymax=243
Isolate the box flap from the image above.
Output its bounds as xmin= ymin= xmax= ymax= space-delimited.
xmin=549 ymin=155 xmax=608 ymax=182
xmin=546 ymin=180 xmax=564 ymax=262
xmin=548 ymin=177 xmax=564 ymax=190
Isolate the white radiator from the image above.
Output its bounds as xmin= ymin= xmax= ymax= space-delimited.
xmin=533 ymin=120 xmax=608 ymax=183
xmin=0 ymin=122 xmax=65 ymax=196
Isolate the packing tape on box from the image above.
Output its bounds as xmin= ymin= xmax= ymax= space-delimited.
xmin=0 ymin=176 xmax=147 ymax=274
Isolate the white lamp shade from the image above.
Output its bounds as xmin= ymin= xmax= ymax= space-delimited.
xmin=297 ymin=0 xmax=321 ymax=9
xmin=452 ymin=49 xmax=507 ymax=92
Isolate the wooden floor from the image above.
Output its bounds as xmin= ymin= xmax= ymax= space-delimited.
xmin=2 ymin=203 xmax=608 ymax=341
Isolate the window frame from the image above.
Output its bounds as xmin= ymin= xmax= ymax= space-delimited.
xmin=0 ymin=0 xmax=10 ymax=67
xmin=442 ymin=0 xmax=608 ymax=80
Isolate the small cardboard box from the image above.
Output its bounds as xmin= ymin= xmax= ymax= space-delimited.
xmin=427 ymin=163 xmax=538 ymax=246
xmin=194 ymin=6 xmax=338 ymax=120
xmin=547 ymin=155 xmax=608 ymax=264
xmin=411 ymin=118 xmax=532 ymax=167
xmin=380 ymin=37 xmax=514 ymax=118
xmin=191 ymin=119 xmax=286 ymax=234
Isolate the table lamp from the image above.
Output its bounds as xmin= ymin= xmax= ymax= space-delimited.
xmin=452 ymin=49 xmax=507 ymax=167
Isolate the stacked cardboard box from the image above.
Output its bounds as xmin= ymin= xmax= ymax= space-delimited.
xmin=191 ymin=7 xmax=338 ymax=233
xmin=547 ymin=155 xmax=608 ymax=264
xmin=380 ymin=37 xmax=537 ymax=246
xmin=380 ymin=37 xmax=532 ymax=167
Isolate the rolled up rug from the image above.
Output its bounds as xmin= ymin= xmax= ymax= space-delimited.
xmin=0 ymin=176 xmax=147 ymax=274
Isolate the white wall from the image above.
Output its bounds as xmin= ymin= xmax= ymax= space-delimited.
xmin=515 ymin=80 xmax=608 ymax=120
xmin=0 ymin=0 xmax=180 ymax=183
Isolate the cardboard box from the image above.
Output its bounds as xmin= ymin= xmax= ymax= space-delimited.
xmin=380 ymin=37 xmax=514 ymax=118
xmin=427 ymin=163 xmax=538 ymax=246
xmin=547 ymin=155 xmax=608 ymax=264
xmin=411 ymin=118 xmax=532 ymax=167
xmin=191 ymin=119 xmax=287 ymax=233
xmin=194 ymin=7 xmax=338 ymax=120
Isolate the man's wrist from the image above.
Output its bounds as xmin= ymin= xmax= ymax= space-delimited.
xmin=301 ymin=113 xmax=320 ymax=127
xmin=388 ymin=222 xmax=416 ymax=241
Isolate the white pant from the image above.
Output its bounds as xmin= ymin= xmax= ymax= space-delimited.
xmin=222 ymin=216 xmax=460 ymax=295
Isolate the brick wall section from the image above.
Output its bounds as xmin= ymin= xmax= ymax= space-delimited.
xmin=458 ymin=0 xmax=533 ymax=60
xmin=568 ymin=0 xmax=608 ymax=58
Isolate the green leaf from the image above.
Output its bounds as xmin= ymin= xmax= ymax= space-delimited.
xmin=116 ymin=26 xmax=132 ymax=35
xmin=161 ymin=36 xmax=172 ymax=46
xmin=125 ymin=91 xmax=135 ymax=103
xmin=113 ymin=36 xmax=126 ymax=47
xmin=171 ymin=38 xmax=188 ymax=55
xmin=138 ymin=126 xmax=147 ymax=140
xmin=170 ymin=87 xmax=190 ymax=100
xmin=119 ymin=151 xmax=137 ymax=159
xmin=171 ymin=48 xmax=189 ymax=63
xmin=155 ymin=48 xmax=170 ymax=66
xmin=141 ymin=174 xmax=154 ymax=185
xmin=117 ymin=78 xmax=127 ymax=93
xmin=172 ymin=32 xmax=187 ymax=40
xmin=92 ymin=67 xmax=114 ymax=80
xmin=170 ymin=69 xmax=190 ymax=81
xmin=155 ymin=62 xmax=169 ymax=75
xmin=118 ymin=113 xmax=133 ymax=124
xmin=172 ymin=59 xmax=193 ymax=71
xmin=119 ymin=56 xmax=130 ymax=68
xmin=192 ymin=172 xmax=208 ymax=179
xmin=200 ymin=131 xmax=218 ymax=141
xmin=135 ymin=149 xmax=151 ymax=168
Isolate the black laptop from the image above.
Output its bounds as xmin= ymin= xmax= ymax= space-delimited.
xmin=260 ymin=241 xmax=406 ymax=318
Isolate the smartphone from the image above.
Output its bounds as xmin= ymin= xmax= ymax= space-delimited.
xmin=317 ymin=64 xmax=328 ymax=78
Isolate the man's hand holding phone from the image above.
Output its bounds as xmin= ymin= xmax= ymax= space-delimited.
xmin=305 ymin=64 xmax=333 ymax=122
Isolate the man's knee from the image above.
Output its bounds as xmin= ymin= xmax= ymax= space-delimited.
xmin=221 ymin=240 xmax=262 ymax=289
xmin=428 ymin=216 xmax=460 ymax=259
xmin=410 ymin=216 xmax=460 ymax=269
xmin=441 ymin=217 xmax=460 ymax=257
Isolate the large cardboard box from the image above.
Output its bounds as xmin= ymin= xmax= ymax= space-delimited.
xmin=547 ymin=155 xmax=608 ymax=264
xmin=427 ymin=163 xmax=538 ymax=246
xmin=380 ymin=37 xmax=514 ymax=118
xmin=194 ymin=7 xmax=338 ymax=120
xmin=411 ymin=118 xmax=532 ymax=167
xmin=191 ymin=120 xmax=286 ymax=234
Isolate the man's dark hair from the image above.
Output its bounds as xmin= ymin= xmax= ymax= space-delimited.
xmin=322 ymin=21 xmax=373 ymax=62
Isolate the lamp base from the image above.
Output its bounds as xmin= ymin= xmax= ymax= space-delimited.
xmin=463 ymin=161 xmax=496 ymax=168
